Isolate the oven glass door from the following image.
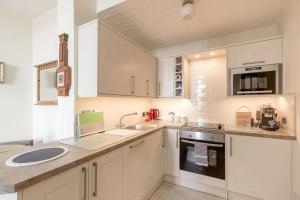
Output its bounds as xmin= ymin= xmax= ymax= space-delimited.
xmin=180 ymin=138 xmax=225 ymax=180
xmin=232 ymin=71 xmax=276 ymax=95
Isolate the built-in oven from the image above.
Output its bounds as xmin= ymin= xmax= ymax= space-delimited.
xmin=180 ymin=130 xmax=225 ymax=180
xmin=229 ymin=64 xmax=282 ymax=95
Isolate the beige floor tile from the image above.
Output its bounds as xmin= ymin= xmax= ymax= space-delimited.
xmin=149 ymin=182 xmax=224 ymax=200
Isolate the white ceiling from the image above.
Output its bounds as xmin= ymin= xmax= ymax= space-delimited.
xmin=0 ymin=0 xmax=56 ymax=19
xmin=98 ymin=0 xmax=287 ymax=50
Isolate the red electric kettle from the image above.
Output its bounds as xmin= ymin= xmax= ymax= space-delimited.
xmin=149 ymin=109 xmax=160 ymax=120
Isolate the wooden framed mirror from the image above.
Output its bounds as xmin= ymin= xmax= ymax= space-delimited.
xmin=35 ymin=60 xmax=58 ymax=105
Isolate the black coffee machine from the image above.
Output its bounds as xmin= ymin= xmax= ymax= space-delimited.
xmin=257 ymin=105 xmax=280 ymax=131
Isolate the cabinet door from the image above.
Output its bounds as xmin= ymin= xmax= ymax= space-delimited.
xmin=99 ymin=25 xmax=133 ymax=96
xmin=132 ymin=49 xmax=157 ymax=97
xmin=145 ymin=130 xmax=164 ymax=191
xmin=228 ymin=38 xmax=283 ymax=68
xmin=123 ymin=138 xmax=148 ymax=200
xmin=22 ymin=163 xmax=88 ymax=200
xmin=226 ymin=135 xmax=292 ymax=200
xmin=89 ymin=148 xmax=123 ymax=200
xmin=158 ymin=57 xmax=175 ymax=97
xmin=147 ymin=56 xmax=157 ymax=97
xmin=78 ymin=20 xmax=98 ymax=97
xmin=166 ymin=129 xmax=180 ymax=176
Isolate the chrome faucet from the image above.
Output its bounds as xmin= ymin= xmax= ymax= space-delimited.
xmin=116 ymin=112 xmax=138 ymax=128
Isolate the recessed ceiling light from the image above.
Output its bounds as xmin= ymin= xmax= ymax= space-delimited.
xmin=195 ymin=54 xmax=200 ymax=58
xmin=210 ymin=52 xmax=215 ymax=56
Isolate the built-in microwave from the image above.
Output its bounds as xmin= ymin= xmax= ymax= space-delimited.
xmin=229 ymin=64 xmax=282 ymax=95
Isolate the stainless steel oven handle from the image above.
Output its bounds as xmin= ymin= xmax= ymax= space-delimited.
xmin=181 ymin=139 xmax=224 ymax=148
xmin=237 ymin=90 xmax=273 ymax=94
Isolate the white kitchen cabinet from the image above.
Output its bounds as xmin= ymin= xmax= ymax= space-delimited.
xmin=123 ymin=138 xmax=149 ymax=200
xmin=132 ymin=46 xmax=157 ymax=97
xmin=158 ymin=57 xmax=175 ymax=97
xmin=99 ymin=23 xmax=135 ymax=96
xmin=145 ymin=130 xmax=164 ymax=191
xmin=123 ymin=130 xmax=164 ymax=200
xmin=89 ymin=148 xmax=123 ymax=200
xmin=78 ymin=19 xmax=157 ymax=97
xmin=165 ymin=129 xmax=180 ymax=177
xmin=227 ymin=38 xmax=283 ymax=68
xmin=158 ymin=56 xmax=189 ymax=98
xmin=226 ymin=134 xmax=292 ymax=200
xmin=22 ymin=163 xmax=89 ymax=200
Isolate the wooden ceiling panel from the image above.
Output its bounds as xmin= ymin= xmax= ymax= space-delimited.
xmin=99 ymin=0 xmax=286 ymax=50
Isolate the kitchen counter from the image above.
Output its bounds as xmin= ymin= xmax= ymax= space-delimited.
xmin=0 ymin=120 xmax=295 ymax=194
xmin=0 ymin=121 xmax=183 ymax=194
xmin=181 ymin=124 xmax=296 ymax=140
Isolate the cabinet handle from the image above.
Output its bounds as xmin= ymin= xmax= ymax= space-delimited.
xmin=162 ymin=130 xmax=165 ymax=147
xmin=145 ymin=80 xmax=150 ymax=96
xmin=82 ymin=167 xmax=87 ymax=200
xmin=147 ymin=80 xmax=150 ymax=95
xmin=133 ymin=76 xmax=135 ymax=94
xmin=176 ymin=131 xmax=179 ymax=148
xmin=230 ymin=136 xmax=233 ymax=157
xmin=130 ymin=140 xmax=145 ymax=149
xmin=93 ymin=162 xmax=98 ymax=197
xmin=158 ymin=82 xmax=161 ymax=96
xmin=242 ymin=61 xmax=265 ymax=65
xmin=131 ymin=76 xmax=135 ymax=94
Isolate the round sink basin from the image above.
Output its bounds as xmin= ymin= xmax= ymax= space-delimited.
xmin=6 ymin=147 xmax=68 ymax=167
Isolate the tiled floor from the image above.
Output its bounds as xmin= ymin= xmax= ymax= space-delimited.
xmin=149 ymin=182 xmax=225 ymax=200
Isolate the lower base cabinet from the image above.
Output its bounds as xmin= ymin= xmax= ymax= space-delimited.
xmin=123 ymin=130 xmax=164 ymax=200
xmin=165 ymin=129 xmax=180 ymax=177
xmin=89 ymin=148 xmax=123 ymax=200
xmin=22 ymin=163 xmax=89 ymax=200
xmin=226 ymin=135 xmax=292 ymax=200
xmin=19 ymin=131 xmax=164 ymax=200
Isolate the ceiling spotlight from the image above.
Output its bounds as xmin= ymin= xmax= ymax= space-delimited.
xmin=181 ymin=0 xmax=194 ymax=20
xmin=210 ymin=52 xmax=215 ymax=56
xmin=195 ymin=54 xmax=200 ymax=58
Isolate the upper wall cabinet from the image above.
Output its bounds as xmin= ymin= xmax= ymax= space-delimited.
xmin=78 ymin=19 xmax=157 ymax=97
xmin=227 ymin=38 xmax=283 ymax=68
xmin=158 ymin=56 xmax=189 ymax=98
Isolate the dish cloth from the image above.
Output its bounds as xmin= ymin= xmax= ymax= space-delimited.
xmin=194 ymin=143 xmax=208 ymax=167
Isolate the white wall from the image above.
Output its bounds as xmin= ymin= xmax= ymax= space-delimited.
xmin=32 ymin=8 xmax=59 ymax=143
xmin=76 ymin=97 xmax=152 ymax=129
xmin=152 ymin=56 xmax=295 ymax=130
xmin=32 ymin=0 xmax=100 ymax=143
xmin=280 ymin=0 xmax=300 ymax=95
xmin=280 ymin=0 xmax=300 ymax=199
xmin=0 ymin=10 xmax=32 ymax=143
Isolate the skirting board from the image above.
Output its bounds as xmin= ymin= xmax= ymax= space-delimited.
xmin=227 ymin=191 xmax=262 ymax=200
xmin=164 ymin=174 xmax=226 ymax=198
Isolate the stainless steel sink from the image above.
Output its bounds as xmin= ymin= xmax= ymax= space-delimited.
xmin=125 ymin=124 xmax=158 ymax=130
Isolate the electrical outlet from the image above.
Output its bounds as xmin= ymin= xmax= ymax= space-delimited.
xmin=282 ymin=117 xmax=287 ymax=124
